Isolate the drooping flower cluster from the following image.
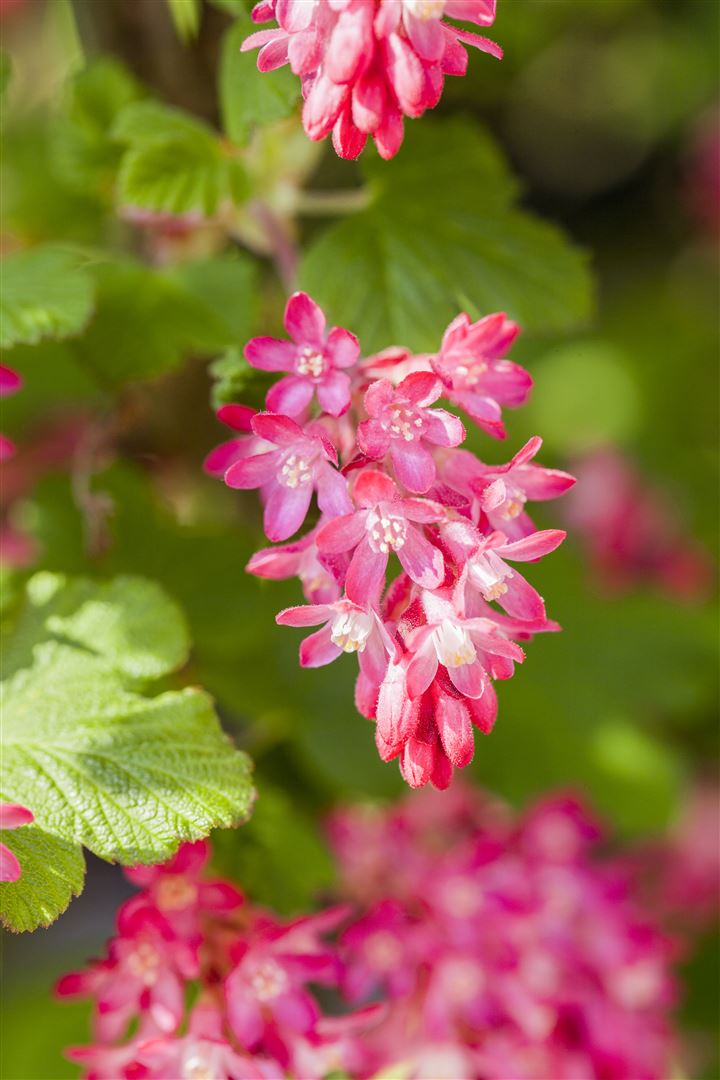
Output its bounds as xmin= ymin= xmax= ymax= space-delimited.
xmin=0 ymin=801 xmax=34 ymax=883
xmin=330 ymin=785 xmax=679 ymax=1080
xmin=565 ymin=447 xmax=712 ymax=602
xmin=242 ymin=0 xmax=503 ymax=160
xmin=207 ymin=292 xmax=573 ymax=789
xmin=57 ymin=839 xmax=370 ymax=1080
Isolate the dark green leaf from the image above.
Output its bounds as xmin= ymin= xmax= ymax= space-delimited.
xmin=219 ymin=14 xmax=299 ymax=146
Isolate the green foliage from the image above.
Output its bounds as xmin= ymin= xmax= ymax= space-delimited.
xmin=0 ymin=573 xmax=254 ymax=932
xmin=52 ymin=59 xmax=144 ymax=199
xmin=166 ymin=0 xmax=202 ymax=42
xmin=0 ymin=245 xmax=95 ymax=349
xmin=300 ymin=120 xmax=594 ymax=351
xmin=0 ymin=49 xmax=11 ymax=106
xmin=113 ymin=102 xmax=247 ymax=216
xmin=219 ymin=13 xmax=300 ymax=146
xmin=0 ymin=824 xmax=86 ymax=934
xmin=210 ymin=345 xmax=255 ymax=408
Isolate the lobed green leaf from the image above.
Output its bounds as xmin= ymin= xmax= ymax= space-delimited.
xmin=0 ymin=245 xmax=95 ymax=349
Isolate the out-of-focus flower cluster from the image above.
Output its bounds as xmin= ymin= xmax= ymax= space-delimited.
xmin=242 ymin=0 xmax=502 ymax=160
xmin=331 ymin=786 xmax=679 ymax=1080
xmin=57 ymin=839 xmax=372 ymax=1080
xmin=565 ymin=447 xmax=712 ymax=602
xmin=60 ymin=788 xmax=681 ymax=1079
xmin=207 ymin=292 xmax=573 ymax=789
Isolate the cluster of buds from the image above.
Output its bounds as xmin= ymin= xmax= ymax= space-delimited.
xmin=243 ymin=0 xmax=502 ymax=160
xmin=330 ymin=785 xmax=678 ymax=1080
xmin=207 ymin=292 xmax=574 ymax=789
xmin=57 ymin=840 xmax=371 ymax=1080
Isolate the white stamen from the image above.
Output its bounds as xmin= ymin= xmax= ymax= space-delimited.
xmin=330 ymin=609 xmax=374 ymax=653
xmin=469 ymin=550 xmax=511 ymax=601
xmin=249 ymin=959 xmax=289 ymax=1002
xmin=385 ymin=404 xmax=423 ymax=442
xmin=367 ymin=509 xmax=407 ymax=553
xmin=279 ymin=453 xmax=312 ymax=488
xmin=295 ymin=346 xmax=325 ymax=378
xmin=433 ymin=619 xmax=477 ymax=669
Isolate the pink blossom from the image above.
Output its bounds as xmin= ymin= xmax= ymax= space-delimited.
xmin=442 ymin=435 xmax=575 ymax=539
xmin=316 ymin=468 xmax=445 ymax=603
xmin=247 ymin=524 xmax=345 ymax=604
xmin=0 ymin=364 xmax=22 ymax=461
xmin=0 ymin=801 xmax=33 ymax=883
xmin=431 ymin=311 xmax=530 ymax=438
xmin=242 ymin=1 xmax=502 ymax=160
xmin=224 ymin=413 xmax=351 ymax=541
xmin=331 ymin=787 xmax=678 ymax=1080
xmin=276 ymin=596 xmax=396 ymax=682
xmin=204 ymin=404 xmax=261 ymax=477
xmin=358 ymin=372 xmax=465 ymax=493
xmin=245 ymin=292 xmax=359 ymax=418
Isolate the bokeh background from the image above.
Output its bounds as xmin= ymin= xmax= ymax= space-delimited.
xmin=0 ymin=0 xmax=717 ymax=1077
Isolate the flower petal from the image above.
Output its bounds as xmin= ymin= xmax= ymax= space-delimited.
xmin=316 ymin=511 xmax=366 ymax=554
xmin=345 ymin=538 xmax=387 ymax=605
xmin=299 ymin=625 xmax=343 ymax=668
xmin=0 ymin=803 xmax=34 ymax=830
xmin=397 ymin=525 xmax=444 ymax=589
xmin=244 ymin=336 xmax=296 ymax=372
xmin=317 ymin=369 xmax=352 ymax=416
xmin=284 ymin=292 xmax=326 ymax=345
xmin=390 ymin=440 xmax=436 ymax=494
xmin=266 ymin=374 xmax=315 ymax=417
xmin=263 ymin=481 xmax=313 ymax=542
xmin=224 ymin=451 xmax=280 ymax=489
xmin=352 ymin=469 xmax=397 ymax=507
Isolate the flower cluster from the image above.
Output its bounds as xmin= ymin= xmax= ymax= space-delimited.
xmin=242 ymin=0 xmax=502 ymax=160
xmin=565 ymin=447 xmax=712 ymax=602
xmin=207 ymin=292 xmax=574 ymax=789
xmin=57 ymin=839 xmax=369 ymax=1080
xmin=330 ymin=785 xmax=678 ymax=1080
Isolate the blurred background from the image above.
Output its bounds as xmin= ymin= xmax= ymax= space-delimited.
xmin=0 ymin=0 xmax=717 ymax=1077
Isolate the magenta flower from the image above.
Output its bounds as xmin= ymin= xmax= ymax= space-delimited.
xmin=224 ymin=908 xmax=346 ymax=1051
xmin=57 ymin=905 xmax=197 ymax=1042
xmin=243 ymin=1 xmax=502 ymax=160
xmin=358 ymin=372 xmax=464 ymax=493
xmin=247 ymin=523 xmax=346 ymax=604
xmin=431 ymin=311 xmax=530 ymax=438
xmin=203 ymin=403 xmax=262 ymax=477
xmin=0 ymin=364 xmax=22 ymax=462
xmin=245 ymin=292 xmax=359 ymax=418
xmin=442 ymin=520 xmax=566 ymax=622
xmin=316 ymin=468 xmax=445 ymax=603
xmin=277 ymin=596 xmax=396 ymax=683
xmin=0 ymin=801 xmax=33 ymax=883
xmin=224 ymin=413 xmax=351 ymax=542
xmin=442 ymin=435 xmax=575 ymax=540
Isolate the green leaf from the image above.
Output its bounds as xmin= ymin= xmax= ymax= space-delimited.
xmin=2 ymin=571 xmax=190 ymax=681
xmin=73 ymin=258 xmax=246 ymax=387
xmin=299 ymin=120 xmax=594 ymax=350
xmin=0 ymin=573 xmax=255 ymax=931
xmin=0 ymin=823 xmax=85 ymax=933
xmin=219 ymin=14 xmax=300 ymax=146
xmin=210 ymin=346 xmax=255 ymax=408
xmin=52 ymin=59 xmax=144 ymax=198
xmin=169 ymin=253 xmax=258 ymax=348
xmin=113 ymin=101 xmax=247 ymax=216
xmin=166 ymin=0 xmax=201 ymax=41
xmin=1 ymin=641 xmax=254 ymax=864
xmin=0 ymin=245 xmax=95 ymax=349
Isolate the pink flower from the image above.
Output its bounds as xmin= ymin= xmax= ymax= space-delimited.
xmin=243 ymin=0 xmax=502 ymax=160
xmin=0 ymin=801 xmax=33 ymax=883
xmin=0 ymin=364 xmax=22 ymax=462
xmin=443 ymin=519 xmax=567 ymax=622
xmin=224 ymin=908 xmax=346 ymax=1051
xmin=358 ymin=372 xmax=465 ymax=493
xmin=57 ymin=905 xmax=197 ymax=1041
xmin=224 ymin=413 xmax=351 ymax=542
xmin=442 ymin=436 xmax=575 ymax=539
xmin=431 ymin=312 xmax=530 ymax=438
xmin=316 ymin=469 xmax=445 ymax=603
xmin=204 ymin=404 xmax=261 ymax=477
xmin=247 ymin=524 xmax=345 ymax=604
xmin=122 ymin=840 xmax=244 ymax=941
xmin=276 ymin=596 xmax=396 ymax=683
xmin=245 ymin=292 xmax=359 ymax=418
